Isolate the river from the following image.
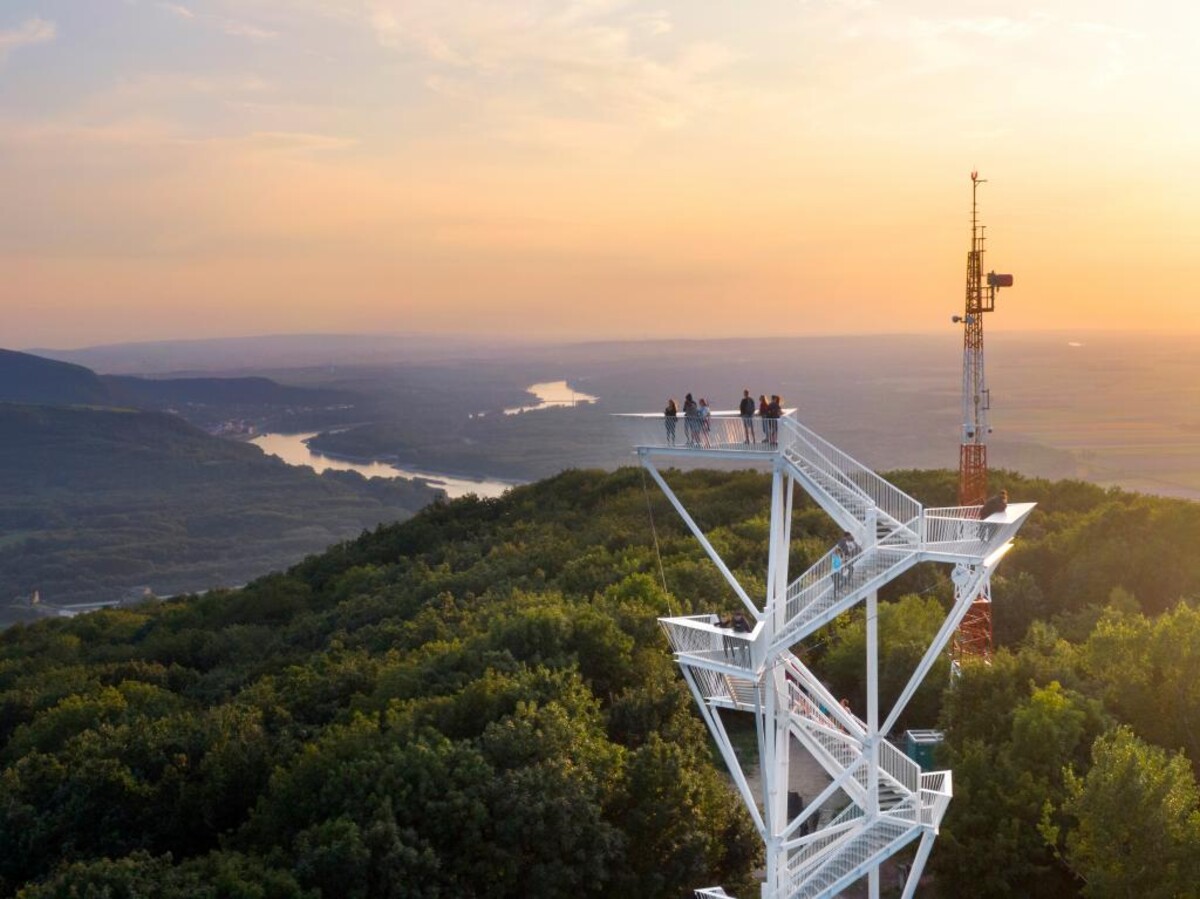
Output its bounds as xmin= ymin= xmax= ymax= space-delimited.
xmin=503 ymin=380 xmax=598 ymax=415
xmin=249 ymin=432 xmax=515 ymax=500
xmin=251 ymin=379 xmax=598 ymax=499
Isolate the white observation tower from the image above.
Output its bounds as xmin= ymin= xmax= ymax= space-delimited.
xmin=617 ymin=408 xmax=1032 ymax=897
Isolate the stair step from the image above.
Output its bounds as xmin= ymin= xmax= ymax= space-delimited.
xmin=790 ymin=819 xmax=912 ymax=898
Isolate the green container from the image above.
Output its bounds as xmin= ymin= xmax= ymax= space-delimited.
xmin=904 ymin=729 xmax=944 ymax=769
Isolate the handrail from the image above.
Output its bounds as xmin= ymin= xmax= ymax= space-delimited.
xmin=785 ymin=818 xmax=910 ymax=894
xmin=785 ymin=819 xmax=860 ymax=881
xmin=779 ymin=417 xmax=923 ymax=530
xmin=660 ymin=615 xmax=760 ymax=675
xmin=783 ymin=655 xmax=865 ymax=736
xmin=879 ymin=738 xmax=920 ymax=793
xmin=783 ymin=663 xmax=917 ymax=798
xmin=615 ymin=410 xmax=797 ymax=454
xmin=919 ymin=770 xmax=953 ymax=828
xmin=923 ymin=504 xmax=1035 ymax=561
xmin=780 ymin=545 xmax=915 ymax=642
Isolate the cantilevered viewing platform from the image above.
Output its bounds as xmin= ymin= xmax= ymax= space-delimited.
xmin=617 ymin=408 xmax=1033 ymax=899
xmin=616 ymin=409 xmax=798 ymax=459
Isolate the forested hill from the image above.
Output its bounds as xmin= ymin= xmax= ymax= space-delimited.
xmin=3 ymin=467 xmax=1200 ymax=896
xmin=0 ymin=348 xmax=110 ymax=406
xmin=0 ymin=404 xmax=439 ymax=613
xmin=102 ymin=374 xmax=352 ymax=409
xmin=0 ymin=347 xmax=353 ymax=412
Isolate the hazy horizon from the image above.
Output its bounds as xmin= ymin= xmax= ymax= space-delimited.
xmin=16 ymin=325 xmax=1192 ymax=356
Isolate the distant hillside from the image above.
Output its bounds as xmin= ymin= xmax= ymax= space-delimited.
xmin=0 ymin=404 xmax=441 ymax=613
xmin=28 ymin=333 xmax=522 ymax=374
xmin=0 ymin=348 xmax=110 ymax=406
xmin=101 ymin=374 xmax=356 ymax=416
xmin=0 ymin=348 xmax=358 ymax=430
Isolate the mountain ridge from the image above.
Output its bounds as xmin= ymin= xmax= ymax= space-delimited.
xmin=0 ymin=402 xmax=440 ymax=613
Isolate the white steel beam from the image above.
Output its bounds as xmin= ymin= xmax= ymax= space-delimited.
xmin=901 ymin=831 xmax=937 ymax=899
xmin=642 ymin=457 xmax=760 ymax=617
xmin=681 ymin=665 xmax=767 ymax=837
xmin=881 ymin=547 xmax=1009 ymax=735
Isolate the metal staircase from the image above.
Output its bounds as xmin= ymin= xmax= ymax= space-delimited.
xmin=617 ymin=409 xmax=1032 ymax=898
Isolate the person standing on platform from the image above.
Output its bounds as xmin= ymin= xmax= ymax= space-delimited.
xmin=766 ymin=394 xmax=782 ymax=446
xmin=664 ymin=398 xmax=678 ymax=445
xmin=979 ymin=489 xmax=1009 ymax=518
xmin=683 ymin=393 xmax=699 ymax=446
xmin=698 ymin=398 xmax=712 ymax=448
xmin=739 ymin=389 xmax=756 ymax=443
xmin=758 ymin=394 xmax=770 ymax=443
xmin=833 ymin=530 xmax=860 ymax=594
xmin=731 ymin=610 xmax=753 ymax=665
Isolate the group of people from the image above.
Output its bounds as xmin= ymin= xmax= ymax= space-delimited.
xmin=662 ymin=393 xmax=712 ymax=447
xmin=717 ymin=610 xmax=753 ymax=664
xmin=830 ymin=530 xmax=860 ymax=596
xmin=662 ymin=389 xmax=785 ymax=448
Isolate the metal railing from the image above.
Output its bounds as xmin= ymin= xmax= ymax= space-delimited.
xmin=785 ymin=820 xmax=861 ymax=883
xmin=616 ymin=410 xmax=795 ymax=454
xmin=922 ymin=506 xmax=1002 ymax=555
xmin=920 ymin=770 xmax=953 ymax=828
xmin=786 ymin=676 xmax=843 ymax=734
xmin=660 ymin=614 xmax=759 ymax=675
xmin=786 ymin=819 xmax=910 ymax=898
xmin=780 ymin=545 xmax=915 ymax=642
xmin=880 ymin=739 xmax=920 ymax=793
xmin=785 ymin=687 xmax=917 ymax=806
xmin=825 ymin=802 xmax=865 ymax=830
xmin=783 ymin=655 xmax=866 ymax=736
xmin=779 ymin=418 xmax=922 ymax=532
xmin=923 ymin=503 xmax=1033 ymax=559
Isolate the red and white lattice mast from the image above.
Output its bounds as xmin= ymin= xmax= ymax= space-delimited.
xmin=950 ymin=172 xmax=1013 ymax=668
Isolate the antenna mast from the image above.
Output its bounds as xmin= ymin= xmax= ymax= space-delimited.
xmin=951 ymin=172 xmax=1012 ymax=667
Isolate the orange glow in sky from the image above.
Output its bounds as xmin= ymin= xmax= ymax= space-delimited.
xmin=5 ymin=1 xmax=1200 ymax=347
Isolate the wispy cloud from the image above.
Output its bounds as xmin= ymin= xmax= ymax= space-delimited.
xmin=157 ymin=2 xmax=279 ymax=42
xmin=158 ymin=3 xmax=195 ymax=20
xmin=221 ymin=20 xmax=280 ymax=41
xmin=355 ymin=1 xmax=735 ymax=145
xmin=0 ymin=18 xmax=56 ymax=60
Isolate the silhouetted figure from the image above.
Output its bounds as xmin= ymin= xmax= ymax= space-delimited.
xmin=833 ymin=531 xmax=859 ymax=594
xmin=979 ymin=489 xmax=1009 ymax=519
xmin=664 ymin=398 xmax=678 ymax=445
xmin=698 ymin=397 xmax=712 ymax=447
xmin=766 ymin=394 xmax=783 ymax=446
xmin=739 ymin=389 xmax=756 ymax=443
xmin=718 ymin=613 xmax=734 ymax=659
xmin=731 ymin=610 xmax=752 ymax=665
xmin=683 ymin=393 xmax=699 ymax=446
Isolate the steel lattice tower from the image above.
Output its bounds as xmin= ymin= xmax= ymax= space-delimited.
xmin=950 ymin=173 xmax=1012 ymax=668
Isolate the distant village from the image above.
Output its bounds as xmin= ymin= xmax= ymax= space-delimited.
xmin=8 ymin=586 xmax=158 ymax=621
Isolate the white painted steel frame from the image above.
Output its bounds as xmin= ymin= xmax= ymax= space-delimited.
xmin=629 ymin=413 xmax=1032 ymax=899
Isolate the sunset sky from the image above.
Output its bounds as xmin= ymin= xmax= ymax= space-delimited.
xmin=5 ymin=1 xmax=1200 ymax=348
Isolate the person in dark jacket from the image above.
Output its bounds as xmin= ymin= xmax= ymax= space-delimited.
xmin=739 ymin=389 xmax=756 ymax=443
xmin=731 ymin=610 xmax=753 ymax=665
xmin=765 ymin=395 xmax=783 ymax=446
xmin=682 ymin=393 xmax=699 ymax=446
xmin=664 ymin=398 xmax=678 ymax=445
xmin=979 ymin=489 xmax=1009 ymax=518
xmin=832 ymin=530 xmax=859 ymax=594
